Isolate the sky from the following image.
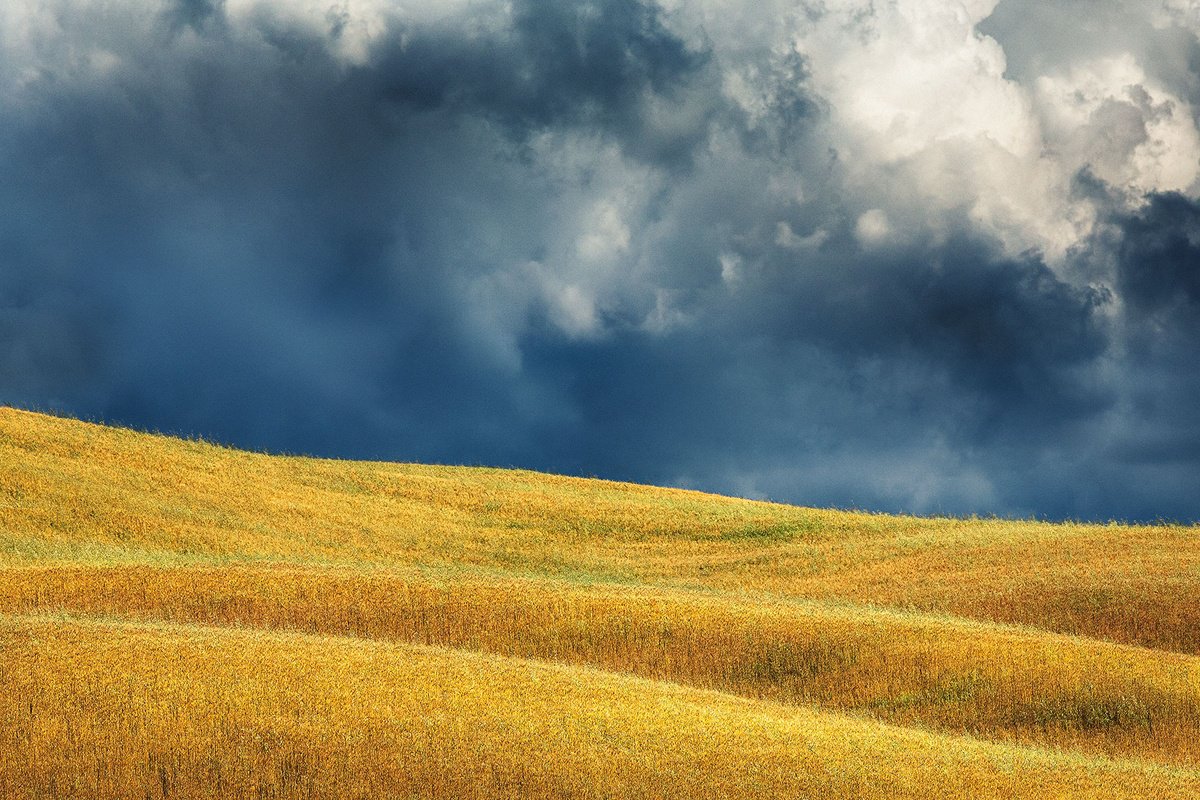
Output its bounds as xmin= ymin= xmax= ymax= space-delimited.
xmin=3 ymin=0 xmax=1200 ymax=522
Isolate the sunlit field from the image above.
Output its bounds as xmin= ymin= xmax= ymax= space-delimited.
xmin=2 ymin=406 xmax=1199 ymax=798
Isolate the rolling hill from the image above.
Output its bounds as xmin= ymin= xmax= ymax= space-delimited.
xmin=1 ymin=406 xmax=1198 ymax=798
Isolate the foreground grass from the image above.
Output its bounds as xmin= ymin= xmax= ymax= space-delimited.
xmin=2 ymin=406 xmax=1199 ymax=797
xmin=3 ymin=563 xmax=1199 ymax=767
xmin=3 ymin=614 xmax=1198 ymax=800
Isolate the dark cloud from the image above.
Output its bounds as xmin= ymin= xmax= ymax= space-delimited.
xmin=164 ymin=0 xmax=223 ymax=31
xmin=347 ymin=0 xmax=717 ymax=169
xmin=514 ymin=230 xmax=1117 ymax=518
xmin=1 ymin=0 xmax=1199 ymax=521
xmin=1098 ymin=193 xmax=1200 ymax=509
xmin=1115 ymin=192 xmax=1200 ymax=314
xmin=0 ymin=0 xmax=719 ymax=457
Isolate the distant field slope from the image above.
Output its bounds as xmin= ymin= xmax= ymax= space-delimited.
xmin=1 ymin=406 xmax=1198 ymax=798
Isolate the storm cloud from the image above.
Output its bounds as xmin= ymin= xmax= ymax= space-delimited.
xmin=2 ymin=0 xmax=1199 ymax=521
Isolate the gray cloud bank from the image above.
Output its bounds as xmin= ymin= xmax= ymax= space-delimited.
xmin=2 ymin=0 xmax=1200 ymax=521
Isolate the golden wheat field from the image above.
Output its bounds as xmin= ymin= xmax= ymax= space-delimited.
xmin=1 ymin=406 xmax=1199 ymax=798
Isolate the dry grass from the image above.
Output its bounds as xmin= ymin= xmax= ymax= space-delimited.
xmin=3 ymin=564 xmax=1200 ymax=767
xmin=3 ymin=614 xmax=1198 ymax=800
xmin=2 ymin=406 xmax=1199 ymax=797
xmin=3 ymin=407 xmax=1197 ymax=651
